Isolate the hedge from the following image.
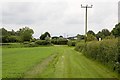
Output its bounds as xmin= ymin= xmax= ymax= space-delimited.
xmin=67 ymin=40 xmax=76 ymax=46
xmin=35 ymin=40 xmax=51 ymax=45
xmin=51 ymin=39 xmax=68 ymax=45
xmin=75 ymin=38 xmax=120 ymax=74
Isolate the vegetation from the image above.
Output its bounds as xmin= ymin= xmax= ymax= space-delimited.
xmin=75 ymin=38 xmax=120 ymax=74
xmin=18 ymin=27 xmax=34 ymax=42
xmin=35 ymin=40 xmax=51 ymax=45
xmin=51 ymin=38 xmax=68 ymax=45
xmin=87 ymin=30 xmax=96 ymax=36
xmin=40 ymin=32 xmax=51 ymax=40
xmin=0 ymin=27 xmax=34 ymax=43
xmin=111 ymin=23 xmax=120 ymax=37
xmin=2 ymin=47 xmax=55 ymax=78
xmin=1 ymin=21 xmax=120 ymax=78
xmin=2 ymin=46 xmax=118 ymax=78
xmin=67 ymin=40 xmax=76 ymax=46
xmin=96 ymin=29 xmax=111 ymax=39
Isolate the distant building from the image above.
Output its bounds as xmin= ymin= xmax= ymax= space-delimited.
xmin=118 ymin=1 xmax=120 ymax=23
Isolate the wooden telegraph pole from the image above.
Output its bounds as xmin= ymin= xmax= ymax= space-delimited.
xmin=81 ymin=4 xmax=93 ymax=42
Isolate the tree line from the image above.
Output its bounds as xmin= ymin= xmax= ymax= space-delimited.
xmin=0 ymin=27 xmax=34 ymax=43
xmin=0 ymin=22 xmax=120 ymax=43
xmin=76 ymin=23 xmax=120 ymax=41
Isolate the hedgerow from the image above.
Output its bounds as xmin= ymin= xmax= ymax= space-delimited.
xmin=75 ymin=38 xmax=120 ymax=74
xmin=67 ymin=40 xmax=76 ymax=46
xmin=35 ymin=40 xmax=51 ymax=45
xmin=51 ymin=39 xmax=68 ymax=45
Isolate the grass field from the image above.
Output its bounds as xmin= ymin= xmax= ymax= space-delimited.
xmin=2 ymin=46 xmax=119 ymax=78
xmin=2 ymin=46 xmax=56 ymax=78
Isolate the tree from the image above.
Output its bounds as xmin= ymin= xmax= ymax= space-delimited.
xmin=101 ymin=29 xmax=110 ymax=37
xmin=0 ymin=28 xmax=8 ymax=36
xmin=76 ymin=34 xmax=85 ymax=41
xmin=96 ymin=29 xmax=110 ymax=39
xmin=96 ymin=31 xmax=104 ymax=39
xmin=40 ymin=32 xmax=51 ymax=40
xmin=8 ymin=29 xmax=16 ymax=36
xmin=8 ymin=36 xmax=19 ymax=42
xmin=111 ymin=23 xmax=120 ymax=37
xmin=87 ymin=30 xmax=95 ymax=36
xmin=87 ymin=34 xmax=97 ymax=41
xmin=59 ymin=35 xmax=64 ymax=39
xmin=18 ymin=27 xmax=34 ymax=42
xmin=0 ymin=28 xmax=9 ymax=43
xmin=52 ymin=36 xmax=59 ymax=39
xmin=59 ymin=36 xmax=63 ymax=38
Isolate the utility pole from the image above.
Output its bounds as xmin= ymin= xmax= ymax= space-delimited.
xmin=81 ymin=4 xmax=93 ymax=37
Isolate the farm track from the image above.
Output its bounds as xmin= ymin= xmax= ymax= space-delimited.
xmin=23 ymin=46 xmax=119 ymax=78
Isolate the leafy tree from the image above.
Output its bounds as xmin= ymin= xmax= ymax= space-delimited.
xmin=40 ymin=32 xmax=51 ymax=40
xmin=87 ymin=34 xmax=97 ymax=41
xmin=111 ymin=23 xmax=120 ymax=37
xmin=96 ymin=29 xmax=110 ymax=39
xmin=76 ymin=34 xmax=85 ymax=41
xmin=8 ymin=36 xmax=19 ymax=42
xmin=18 ymin=27 xmax=34 ymax=42
xmin=96 ymin=31 xmax=104 ymax=39
xmin=59 ymin=36 xmax=63 ymax=38
xmin=0 ymin=28 xmax=9 ymax=43
xmin=8 ymin=29 xmax=16 ymax=36
xmin=2 ymin=36 xmax=9 ymax=43
xmin=52 ymin=36 xmax=59 ymax=39
xmin=87 ymin=30 xmax=95 ymax=36
xmin=59 ymin=35 xmax=64 ymax=40
xmin=0 ymin=28 xmax=8 ymax=36
xmin=40 ymin=34 xmax=46 ymax=40
xmin=101 ymin=29 xmax=110 ymax=37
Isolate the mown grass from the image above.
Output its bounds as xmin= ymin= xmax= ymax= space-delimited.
xmin=34 ymin=46 xmax=118 ymax=78
xmin=2 ymin=45 xmax=119 ymax=79
xmin=2 ymin=46 xmax=57 ymax=78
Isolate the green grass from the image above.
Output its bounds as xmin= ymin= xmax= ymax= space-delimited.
xmin=2 ymin=46 xmax=119 ymax=79
xmin=2 ymin=43 xmax=25 ymax=48
xmin=36 ymin=46 xmax=118 ymax=78
xmin=2 ymin=46 xmax=56 ymax=78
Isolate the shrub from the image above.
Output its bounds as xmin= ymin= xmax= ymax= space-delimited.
xmin=24 ymin=42 xmax=38 ymax=47
xmin=74 ymin=42 xmax=86 ymax=52
xmin=35 ymin=40 xmax=51 ymax=45
xmin=86 ymin=34 xmax=97 ymax=41
xmin=75 ymin=39 xmax=120 ymax=73
xmin=67 ymin=40 xmax=76 ymax=46
xmin=51 ymin=38 xmax=68 ymax=45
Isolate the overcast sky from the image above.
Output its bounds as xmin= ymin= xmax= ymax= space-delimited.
xmin=0 ymin=0 xmax=119 ymax=38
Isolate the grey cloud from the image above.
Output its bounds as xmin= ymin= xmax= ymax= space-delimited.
xmin=1 ymin=0 xmax=119 ymax=38
xmin=2 ymin=2 xmax=67 ymax=25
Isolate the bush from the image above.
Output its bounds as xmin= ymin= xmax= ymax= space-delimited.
xmin=86 ymin=34 xmax=97 ymax=41
xmin=51 ymin=38 xmax=68 ymax=45
xmin=75 ymin=39 xmax=120 ymax=73
xmin=23 ymin=41 xmax=29 ymax=44
xmin=75 ymin=42 xmax=86 ymax=52
xmin=67 ymin=40 xmax=76 ymax=46
xmin=35 ymin=40 xmax=51 ymax=45
xmin=24 ymin=42 xmax=38 ymax=47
